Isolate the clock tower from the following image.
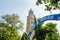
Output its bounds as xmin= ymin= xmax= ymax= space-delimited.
xmin=26 ymin=9 xmax=36 ymax=40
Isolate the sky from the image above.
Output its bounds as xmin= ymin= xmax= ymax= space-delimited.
xmin=0 ymin=0 xmax=60 ymax=35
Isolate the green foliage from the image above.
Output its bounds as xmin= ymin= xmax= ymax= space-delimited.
xmin=0 ymin=23 xmax=20 ymax=40
xmin=0 ymin=14 xmax=23 ymax=40
xmin=21 ymin=32 xmax=28 ymax=40
xmin=33 ymin=20 xmax=59 ymax=40
xmin=1 ymin=14 xmax=23 ymax=30
xmin=36 ymin=0 xmax=60 ymax=11
xmin=45 ymin=23 xmax=59 ymax=40
xmin=33 ymin=22 xmax=47 ymax=40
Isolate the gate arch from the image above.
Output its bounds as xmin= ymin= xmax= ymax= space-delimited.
xmin=27 ymin=14 xmax=60 ymax=40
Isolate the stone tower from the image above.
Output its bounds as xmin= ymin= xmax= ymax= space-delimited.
xmin=26 ymin=9 xmax=36 ymax=40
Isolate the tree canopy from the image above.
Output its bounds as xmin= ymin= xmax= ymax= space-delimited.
xmin=44 ymin=23 xmax=59 ymax=40
xmin=36 ymin=0 xmax=60 ymax=11
xmin=0 ymin=23 xmax=20 ymax=40
xmin=0 ymin=14 xmax=23 ymax=40
xmin=33 ymin=18 xmax=59 ymax=40
xmin=1 ymin=14 xmax=23 ymax=30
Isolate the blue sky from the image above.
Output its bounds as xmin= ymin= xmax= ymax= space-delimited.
xmin=0 ymin=0 xmax=60 ymax=35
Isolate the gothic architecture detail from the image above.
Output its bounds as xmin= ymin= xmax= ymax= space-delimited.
xmin=26 ymin=9 xmax=36 ymax=40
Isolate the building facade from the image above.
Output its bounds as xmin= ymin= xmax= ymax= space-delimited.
xmin=26 ymin=9 xmax=36 ymax=40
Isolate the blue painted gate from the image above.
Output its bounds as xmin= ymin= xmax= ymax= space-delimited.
xmin=27 ymin=14 xmax=60 ymax=40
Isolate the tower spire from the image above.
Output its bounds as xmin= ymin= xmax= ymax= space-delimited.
xmin=29 ymin=9 xmax=33 ymax=15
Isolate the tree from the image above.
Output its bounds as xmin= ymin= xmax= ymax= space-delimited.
xmin=44 ymin=23 xmax=59 ymax=40
xmin=36 ymin=0 xmax=60 ymax=11
xmin=1 ymin=14 xmax=23 ymax=30
xmin=21 ymin=32 xmax=28 ymax=40
xmin=0 ymin=23 xmax=20 ymax=40
xmin=0 ymin=14 xmax=23 ymax=40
